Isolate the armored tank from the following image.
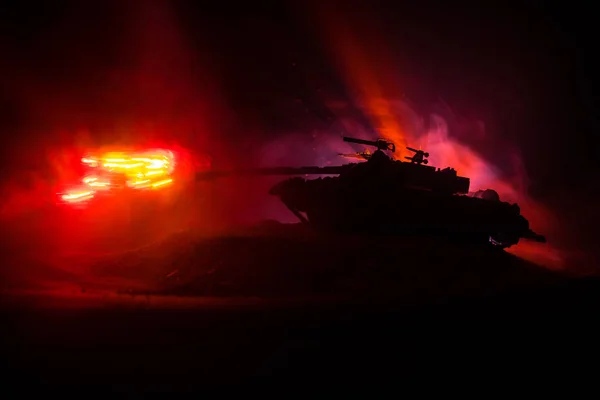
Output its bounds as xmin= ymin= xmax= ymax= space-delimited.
xmin=197 ymin=136 xmax=546 ymax=249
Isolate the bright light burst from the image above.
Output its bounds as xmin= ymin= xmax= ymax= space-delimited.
xmin=60 ymin=149 xmax=176 ymax=204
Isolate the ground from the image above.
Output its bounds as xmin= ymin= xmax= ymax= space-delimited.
xmin=1 ymin=216 xmax=599 ymax=388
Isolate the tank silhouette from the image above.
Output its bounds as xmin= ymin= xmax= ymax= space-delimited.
xmin=196 ymin=136 xmax=546 ymax=249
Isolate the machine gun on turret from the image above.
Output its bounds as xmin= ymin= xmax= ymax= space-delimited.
xmin=405 ymin=147 xmax=429 ymax=165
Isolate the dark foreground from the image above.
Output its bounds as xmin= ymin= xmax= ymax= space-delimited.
xmin=3 ymin=281 xmax=600 ymax=389
xmin=1 ymin=225 xmax=599 ymax=389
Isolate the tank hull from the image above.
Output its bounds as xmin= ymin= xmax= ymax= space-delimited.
xmin=271 ymin=177 xmax=542 ymax=249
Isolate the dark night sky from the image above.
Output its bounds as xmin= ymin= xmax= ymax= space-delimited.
xmin=0 ymin=0 xmax=597 ymax=198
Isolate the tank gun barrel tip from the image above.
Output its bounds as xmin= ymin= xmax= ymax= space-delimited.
xmin=534 ymin=234 xmax=547 ymax=243
xmin=525 ymin=230 xmax=546 ymax=243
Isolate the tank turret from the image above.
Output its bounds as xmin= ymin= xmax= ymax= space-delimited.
xmin=196 ymin=136 xmax=545 ymax=249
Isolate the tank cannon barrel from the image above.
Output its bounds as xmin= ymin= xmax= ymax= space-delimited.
xmin=343 ymin=136 xmax=396 ymax=152
xmin=196 ymin=165 xmax=352 ymax=181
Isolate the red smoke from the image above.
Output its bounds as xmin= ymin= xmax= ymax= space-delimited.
xmin=0 ymin=1 xmax=577 ymax=279
xmin=260 ymin=2 xmax=568 ymax=270
xmin=0 ymin=0 xmax=226 ymax=276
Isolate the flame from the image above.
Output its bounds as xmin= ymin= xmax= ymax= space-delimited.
xmin=59 ymin=149 xmax=176 ymax=205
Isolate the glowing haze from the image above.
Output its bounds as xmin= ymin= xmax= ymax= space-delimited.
xmin=0 ymin=1 xmax=565 ymax=272
xmin=259 ymin=2 xmax=563 ymax=268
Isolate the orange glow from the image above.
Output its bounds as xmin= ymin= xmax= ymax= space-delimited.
xmin=59 ymin=148 xmax=176 ymax=205
xmin=314 ymin=6 xmax=410 ymax=150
